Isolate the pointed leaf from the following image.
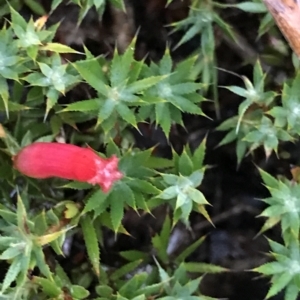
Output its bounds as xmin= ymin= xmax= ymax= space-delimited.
xmin=178 ymin=150 xmax=194 ymax=176
xmin=159 ymin=49 xmax=172 ymax=74
xmin=171 ymin=95 xmax=203 ymax=114
xmin=236 ymin=98 xmax=253 ymax=133
xmin=192 ymin=139 xmax=206 ymax=169
xmin=32 ymin=276 xmax=61 ymax=297
xmin=187 ymin=188 xmax=209 ymax=205
xmin=62 ymin=99 xmax=100 ymax=112
xmin=266 ymin=273 xmax=292 ymax=299
xmin=40 ymin=43 xmax=82 ymax=54
xmin=162 ymin=174 xmax=179 ymax=185
xmin=171 ymin=82 xmax=203 ymax=95
xmin=197 ymin=204 xmax=214 ymax=225
xmin=176 ymin=236 xmax=205 ymax=263
xmin=36 ymin=227 xmax=71 ymax=246
xmin=109 ymin=190 xmax=124 ymax=232
xmin=73 ymin=58 xmax=107 ymax=95
xmin=0 ymin=77 xmax=9 ymax=117
xmin=33 ymin=246 xmax=53 ymax=279
xmin=155 ymin=102 xmax=172 ymax=137
xmin=259 ymin=168 xmax=279 ymax=189
xmin=127 ymin=75 xmax=168 ymax=94
xmin=184 ymin=262 xmax=228 ymax=273
xmin=17 ymin=193 xmax=28 ymax=234
xmin=254 ymin=262 xmax=286 ymax=275
xmin=1 ymin=256 xmax=22 ymax=293
xmin=80 ymin=214 xmax=100 ymax=277
xmin=110 ymin=40 xmax=134 ymax=86
xmin=115 ymin=182 xmax=136 ymax=209
xmin=159 ymin=186 xmax=177 ymax=200
xmin=110 ymin=260 xmax=142 ymax=280
xmin=0 ymin=247 xmax=23 ymax=260
xmin=126 ymin=179 xmax=160 ymax=194
xmin=116 ymin=103 xmax=137 ymax=127
xmin=70 ymin=285 xmax=90 ymax=299
xmin=189 ymin=170 xmax=204 ymax=187
xmin=83 ymin=189 xmax=109 ymax=213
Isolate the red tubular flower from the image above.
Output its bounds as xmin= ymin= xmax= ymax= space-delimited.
xmin=13 ymin=142 xmax=123 ymax=192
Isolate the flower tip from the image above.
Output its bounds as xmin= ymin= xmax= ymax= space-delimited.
xmin=100 ymin=181 xmax=114 ymax=193
xmin=92 ymin=155 xmax=123 ymax=192
xmin=98 ymin=170 xmax=123 ymax=193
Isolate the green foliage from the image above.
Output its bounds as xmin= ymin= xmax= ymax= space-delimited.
xmin=269 ymin=73 xmax=300 ymax=134
xmin=25 ymin=54 xmax=80 ymax=119
xmin=0 ymin=6 xmax=81 ymax=121
xmin=63 ymin=38 xmax=167 ymax=135
xmin=80 ymin=214 xmax=100 ymax=277
xmin=259 ymin=169 xmax=300 ymax=244
xmin=223 ymin=1 xmax=267 ymax=13
xmin=92 ymin=215 xmax=223 ymax=300
xmin=252 ymin=168 xmax=300 ymax=298
xmin=217 ymin=60 xmax=293 ymax=162
xmin=0 ymin=0 xmax=46 ymax=17
xmin=154 ymin=261 xmax=216 ymax=300
xmin=0 ymin=194 xmax=80 ymax=298
xmin=254 ymin=238 xmax=300 ymax=300
xmin=83 ymin=144 xmax=160 ymax=232
xmin=170 ymin=0 xmax=236 ymax=116
xmin=138 ymin=50 xmax=205 ymax=136
xmin=1 ymin=0 xmax=300 ymax=299
xmin=171 ymin=0 xmax=235 ymax=50
xmin=157 ymin=139 xmax=209 ymax=226
xmin=218 ymin=68 xmax=300 ymax=164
